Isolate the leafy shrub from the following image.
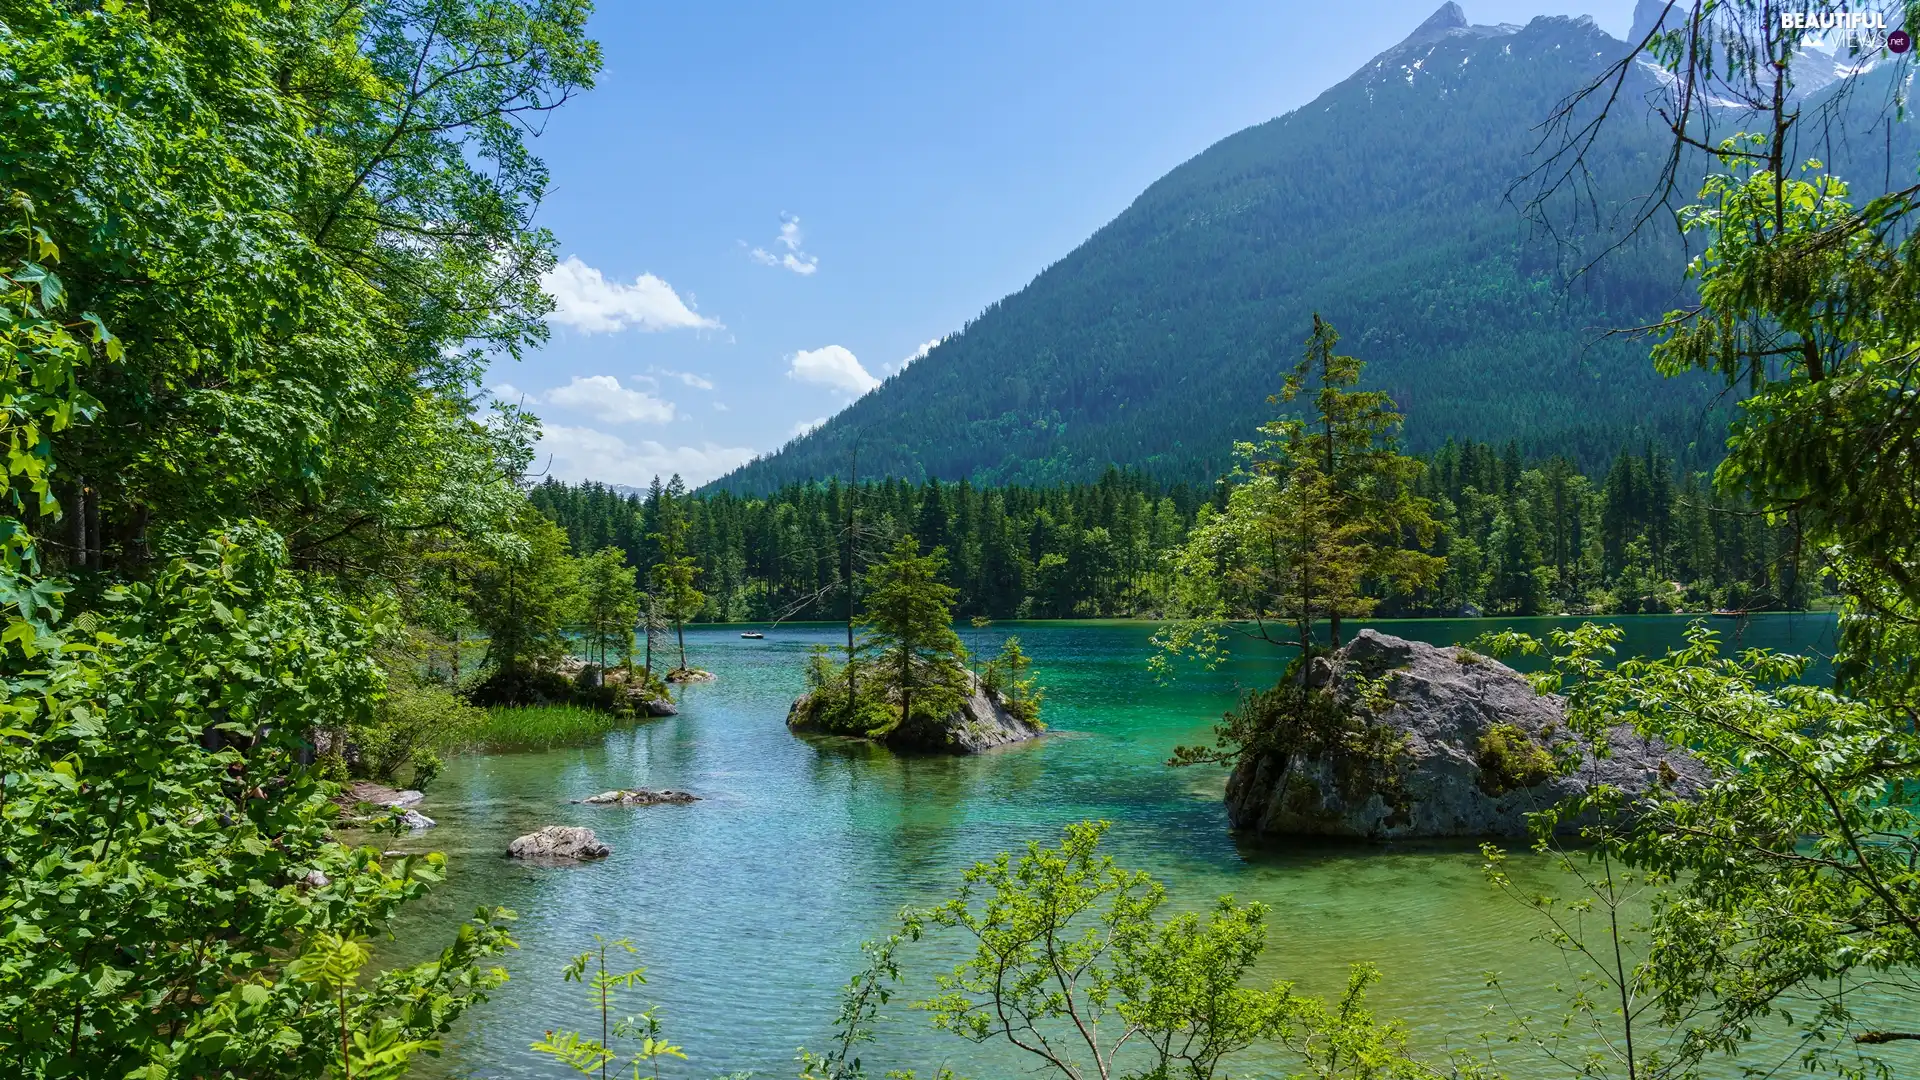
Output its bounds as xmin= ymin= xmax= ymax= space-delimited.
xmin=0 ymin=529 xmax=514 ymax=1077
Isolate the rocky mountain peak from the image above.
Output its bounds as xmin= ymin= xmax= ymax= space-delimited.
xmin=1365 ymin=3 xmax=1524 ymax=72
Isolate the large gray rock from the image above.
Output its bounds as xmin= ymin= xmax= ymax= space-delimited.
xmin=507 ymin=825 xmax=611 ymax=860
xmin=788 ymin=670 xmax=1041 ymax=754
xmin=1227 ymin=630 xmax=1707 ymax=840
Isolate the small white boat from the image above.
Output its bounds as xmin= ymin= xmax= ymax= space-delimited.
xmin=740 ymin=631 xmax=765 ymax=639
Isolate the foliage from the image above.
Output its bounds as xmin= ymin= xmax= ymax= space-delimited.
xmin=576 ymin=546 xmax=642 ymax=673
xmin=0 ymin=528 xmax=517 ymax=1077
xmin=532 ymin=936 xmax=687 ymax=1080
xmin=533 ymin=442 xmax=1810 ymax=625
xmin=0 ymin=0 xmax=595 ymax=585
xmin=1279 ymin=315 xmax=1445 ymax=641
xmin=796 ymin=928 xmax=921 ymax=1080
xmin=1155 ymin=458 xmax=1363 ymax=671
xmin=1155 ymin=316 xmax=1440 ymax=675
xmin=1650 ymin=143 xmax=1920 ymax=696
xmin=348 ymin=648 xmax=487 ymax=788
xmin=911 ymin=820 xmax=1473 ymax=1080
xmin=0 ymin=194 xmax=109 ymax=573
xmin=1472 ymin=724 xmax=1555 ymax=798
xmin=1479 ymin=845 xmax=1671 ymax=1080
xmin=0 ymin=3 xmax=603 ymax=1075
xmin=1155 ymin=319 xmax=1438 ymax=780
xmin=647 ymin=476 xmax=706 ymax=674
xmin=1490 ymin=621 xmax=1920 ymax=1072
xmin=796 ymin=643 xmax=896 ymax=737
xmin=467 ymin=508 xmax=580 ymax=703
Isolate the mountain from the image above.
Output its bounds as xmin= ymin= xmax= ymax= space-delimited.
xmin=709 ymin=4 xmax=1916 ymax=495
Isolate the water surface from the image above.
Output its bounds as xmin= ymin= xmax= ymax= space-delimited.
xmin=387 ymin=614 xmax=1878 ymax=1077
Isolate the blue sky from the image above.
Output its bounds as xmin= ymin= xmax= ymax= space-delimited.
xmin=493 ymin=0 xmax=1636 ymax=488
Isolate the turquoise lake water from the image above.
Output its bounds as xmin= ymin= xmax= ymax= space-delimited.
xmin=378 ymin=613 xmax=1916 ymax=1078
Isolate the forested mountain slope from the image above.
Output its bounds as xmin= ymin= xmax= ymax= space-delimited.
xmin=711 ymin=4 xmax=1915 ymax=494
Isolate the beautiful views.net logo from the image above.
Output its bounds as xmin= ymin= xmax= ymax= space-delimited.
xmin=1779 ymin=8 xmax=1911 ymax=51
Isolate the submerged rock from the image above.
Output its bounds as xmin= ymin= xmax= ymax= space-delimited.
xmin=788 ymin=670 xmax=1041 ymax=754
xmin=666 ymin=668 xmax=716 ymax=684
xmin=343 ymin=780 xmax=422 ymax=808
xmin=507 ymin=825 xmax=611 ymax=860
xmin=1227 ymin=630 xmax=1707 ymax=840
xmin=577 ymin=788 xmax=700 ymax=806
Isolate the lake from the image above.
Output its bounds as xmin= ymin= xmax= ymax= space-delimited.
xmin=384 ymin=613 xmax=1879 ymax=1078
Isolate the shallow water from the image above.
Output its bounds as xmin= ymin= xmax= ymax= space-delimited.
xmin=381 ymin=614 xmax=1909 ymax=1078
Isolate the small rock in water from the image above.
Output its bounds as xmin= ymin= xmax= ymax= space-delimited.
xmin=578 ymin=788 xmax=700 ymax=806
xmin=384 ymin=790 xmax=425 ymax=808
xmin=507 ymin=825 xmax=611 ymax=860
xmin=399 ymin=809 xmax=435 ymax=830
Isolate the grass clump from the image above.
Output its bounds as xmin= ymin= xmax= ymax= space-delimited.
xmin=462 ymin=704 xmax=640 ymax=753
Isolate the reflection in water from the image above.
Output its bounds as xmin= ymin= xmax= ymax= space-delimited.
xmin=384 ymin=615 xmax=1861 ymax=1079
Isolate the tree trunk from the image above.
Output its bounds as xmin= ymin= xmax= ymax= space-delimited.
xmin=83 ymin=483 xmax=99 ymax=570
xmin=898 ymin=646 xmax=913 ymax=730
xmin=67 ymin=480 xmax=85 ymax=571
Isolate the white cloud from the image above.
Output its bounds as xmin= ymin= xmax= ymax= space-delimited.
xmin=491 ymin=382 xmax=535 ymax=403
xmin=541 ymin=256 xmax=721 ymax=334
xmin=893 ymin=337 xmax=943 ymax=372
xmin=544 ymin=375 xmax=676 ymax=424
xmin=787 ymin=345 xmax=879 ymax=394
xmin=749 ymin=248 xmax=819 ymax=275
xmin=653 ymin=368 xmax=715 ymax=391
xmin=790 ymin=416 xmax=827 ymax=438
xmin=537 ymin=425 xmax=755 ymax=488
xmin=746 ymin=213 xmax=820 ymax=275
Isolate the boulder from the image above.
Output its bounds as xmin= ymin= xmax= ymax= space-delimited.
xmin=398 ymin=809 xmax=436 ymax=830
xmin=577 ymin=788 xmax=700 ymax=806
xmin=1226 ymin=630 xmax=1708 ymax=840
xmin=788 ymin=670 xmax=1041 ymax=754
xmin=507 ymin=825 xmax=611 ymax=860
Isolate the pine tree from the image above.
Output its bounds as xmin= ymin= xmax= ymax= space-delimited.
xmin=1268 ymin=314 xmax=1444 ymax=643
xmin=859 ymin=535 xmax=968 ymax=733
